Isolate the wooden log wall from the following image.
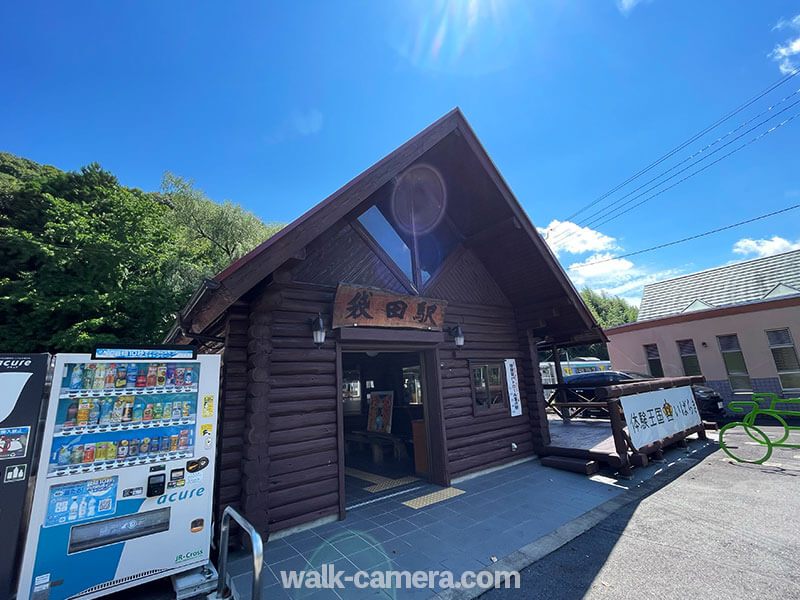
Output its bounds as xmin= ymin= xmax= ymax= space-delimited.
xmin=214 ymin=301 xmax=249 ymax=533
xmin=240 ymin=279 xmax=341 ymax=534
xmin=439 ymin=302 xmax=536 ymax=479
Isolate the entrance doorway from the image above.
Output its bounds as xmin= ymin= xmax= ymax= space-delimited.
xmin=342 ymin=351 xmax=431 ymax=507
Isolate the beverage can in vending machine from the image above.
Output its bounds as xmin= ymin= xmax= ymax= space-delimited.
xmin=93 ymin=365 xmax=107 ymax=390
xmin=136 ymin=364 xmax=147 ymax=387
xmin=95 ymin=442 xmax=107 ymax=461
xmin=174 ymin=367 xmax=185 ymax=386
xmin=99 ymin=398 xmax=113 ymax=426
xmin=71 ymin=445 xmax=84 ymax=464
xmin=162 ymin=401 xmax=172 ymax=421
xmin=152 ymin=401 xmax=163 ymax=421
xmin=76 ymin=400 xmax=90 ymax=426
xmin=105 ymin=441 xmax=117 ymax=461
xmin=121 ymin=397 xmax=133 ymax=422
xmin=146 ymin=364 xmax=158 ymax=387
xmin=156 ymin=365 xmax=167 ymax=387
xmin=129 ymin=438 xmax=139 ymax=457
xmin=110 ymin=400 xmax=124 ymax=425
xmin=149 ymin=438 xmax=160 ymax=456
xmin=183 ymin=367 xmax=194 ymax=386
xmin=69 ymin=364 xmax=84 ymax=390
xmin=172 ymin=403 xmax=182 ymax=420
xmin=126 ymin=363 xmax=139 ymax=388
xmin=82 ymin=364 xmax=95 ymax=389
xmin=65 ymin=399 xmax=79 ymax=427
xmin=104 ymin=364 xmax=116 ymax=389
xmin=115 ymin=365 xmax=128 ymax=388
xmin=87 ymin=401 xmax=100 ymax=426
xmin=139 ymin=438 xmax=150 ymax=454
xmin=166 ymin=364 xmax=176 ymax=386
xmin=143 ymin=403 xmax=153 ymax=421
xmin=178 ymin=429 xmax=189 ymax=450
xmin=117 ymin=440 xmax=129 ymax=459
xmin=83 ymin=443 xmax=95 ymax=463
xmin=170 ymin=435 xmax=179 ymax=452
xmin=160 ymin=436 xmax=170 ymax=453
xmin=132 ymin=397 xmax=144 ymax=422
xmin=182 ymin=401 xmax=192 ymax=418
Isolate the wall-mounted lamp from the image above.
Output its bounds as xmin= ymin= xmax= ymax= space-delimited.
xmin=444 ymin=325 xmax=465 ymax=347
xmin=701 ymin=341 xmax=708 ymax=348
xmin=311 ymin=313 xmax=326 ymax=346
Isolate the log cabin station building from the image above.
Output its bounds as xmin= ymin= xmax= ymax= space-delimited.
xmin=165 ymin=109 xmax=606 ymax=537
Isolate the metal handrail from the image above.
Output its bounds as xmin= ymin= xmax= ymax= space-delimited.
xmin=216 ymin=506 xmax=266 ymax=600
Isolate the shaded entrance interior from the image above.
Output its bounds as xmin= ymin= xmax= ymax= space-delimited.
xmin=342 ymin=351 xmax=430 ymax=507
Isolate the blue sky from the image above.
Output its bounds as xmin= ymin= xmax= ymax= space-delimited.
xmin=2 ymin=1 xmax=799 ymax=305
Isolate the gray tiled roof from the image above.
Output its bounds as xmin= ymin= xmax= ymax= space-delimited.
xmin=637 ymin=249 xmax=800 ymax=321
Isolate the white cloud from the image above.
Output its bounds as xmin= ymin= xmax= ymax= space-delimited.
xmin=770 ymin=14 xmax=800 ymax=74
xmin=616 ymin=0 xmax=649 ymax=16
xmin=539 ymin=220 xmax=618 ymax=257
xmin=568 ymin=253 xmax=634 ymax=285
xmin=732 ymin=235 xmax=800 ymax=258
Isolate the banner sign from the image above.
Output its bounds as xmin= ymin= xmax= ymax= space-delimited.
xmin=94 ymin=347 xmax=195 ymax=360
xmin=332 ymin=284 xmax=447 ymax=331
xmin=620 ymin=386 xmax=702 ymax=450
xmin=505 ymin=359 xmax=522 ymax=417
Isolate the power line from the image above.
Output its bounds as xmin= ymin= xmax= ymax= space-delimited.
xmin=571 ymin=202 xmax=800 ymax=268
xmin=559 ymin=67 xmax=800 ymax=225
xmin=551 ymin=85 xmax=800 ymax=243
xmin=587 ymin=108 xmax=800 ymax=230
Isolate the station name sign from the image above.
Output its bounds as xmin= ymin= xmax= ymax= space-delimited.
xmin=332 ymin=284 xmax=448 ymax=331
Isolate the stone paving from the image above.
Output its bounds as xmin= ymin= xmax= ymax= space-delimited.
xmin=228 ymin=442 xmax=705 ymax=600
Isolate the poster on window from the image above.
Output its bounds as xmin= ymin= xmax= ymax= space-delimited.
xmin=620 ymin=386 xmax=702 ymax=450
xmin=367 ymin=391 xmax=393 ymax=433
xmin=504 ymin=359 xmax=522 ymax=417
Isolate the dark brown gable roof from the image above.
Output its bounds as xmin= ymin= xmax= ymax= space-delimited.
xmin=166 ymin=108 xmax=605 ymax=346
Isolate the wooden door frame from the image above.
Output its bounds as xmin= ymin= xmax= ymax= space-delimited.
xmin=336 ymin=339 xmax=450 ymax=519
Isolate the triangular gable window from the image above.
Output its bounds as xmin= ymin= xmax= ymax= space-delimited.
xmin=355 ymin=165 xmax=461 ymax=291
xmin=357 ymin=206 xmax=415 ymax=284
xmin=763 ymin=283 xmax=800 ymax=299
xmin=682 ymin=299 xmax=713 ymax=313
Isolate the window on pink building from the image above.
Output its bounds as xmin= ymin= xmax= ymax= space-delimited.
xmin=677 ymin=339 xmax=701 ymax=376
xmin=766 ymin=329 xmax=800 ymax=392
xmin=717 ymin=334 xmax=751 ymax=392
xmin=643 ymin=344 xmax=664 ymax=377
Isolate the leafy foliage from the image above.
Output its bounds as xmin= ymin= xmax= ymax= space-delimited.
xmin=0 ymin=154 xmax=282 ymax=352
xmin=560 ymin=288 xmax=639 ymax=360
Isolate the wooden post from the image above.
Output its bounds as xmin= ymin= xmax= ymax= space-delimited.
xmin=607 ymin=398 xmax=633 ymax=478
xmin=335 ymin=341 xmax=345 ymax=520
xmin=551 ymin=345 xmax=569 ymax=419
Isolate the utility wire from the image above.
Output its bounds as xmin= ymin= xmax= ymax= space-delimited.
xmin=572 ymin=202 xmax=800 ymax=268
xmin=559 ymin=67 xmax=800 ymax=225
xmin=587 ymin=108 xmax=800 ymax=230
xmin=550 ymin=85 xmax=800 ymax=243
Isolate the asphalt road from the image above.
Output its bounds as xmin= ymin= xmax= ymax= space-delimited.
xmin=480 ymin=425 xmax=800 ymax=600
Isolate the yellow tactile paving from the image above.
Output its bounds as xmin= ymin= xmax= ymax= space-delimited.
xmin=344 ymin=468 xmax=390 ymax=485
xmin=364 ymin=476 xmax=419 ymax=493
xmin=402 ymin=487 xmax=465 ymax=509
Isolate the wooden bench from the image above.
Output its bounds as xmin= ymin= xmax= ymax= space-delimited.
xmin=345 ymin=431 xmax=408 ymax=464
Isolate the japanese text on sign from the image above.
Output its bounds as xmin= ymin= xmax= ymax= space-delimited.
xmin=332 ymin=284 xmax=448 ymax=330
xmin=620 ymin=386 xmax=702 ymax=450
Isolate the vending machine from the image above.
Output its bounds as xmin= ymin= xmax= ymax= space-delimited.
xmin=17 ymin=348 xmax=221 ymax=600
xmin=0 ymin=354 xmax=49 ymax=600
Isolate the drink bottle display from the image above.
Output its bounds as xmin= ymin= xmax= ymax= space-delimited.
xmin=18 ymin=353 xmax=219 ymax=600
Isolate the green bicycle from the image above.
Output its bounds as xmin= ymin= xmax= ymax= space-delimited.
xmin=719 ymin=393 xmax=800 ymax=464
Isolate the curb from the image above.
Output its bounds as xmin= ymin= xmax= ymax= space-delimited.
xmin=432 ymin=440 xmax=717 ymax=600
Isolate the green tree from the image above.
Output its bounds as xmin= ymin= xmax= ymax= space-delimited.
xmin=0 ymin=157 xmax=284 ymax=352
xmin=561 ymin=288 xmax=639 ymax=361
xmin=158 ymin=172 xmax=283 ymax=299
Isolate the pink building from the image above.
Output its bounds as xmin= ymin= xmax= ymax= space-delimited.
xmin=606 ymin=249 xmax=800 ymax=410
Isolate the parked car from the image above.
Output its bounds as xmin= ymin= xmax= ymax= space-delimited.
xmin=562 ymin=370 xmax=724 ymax=419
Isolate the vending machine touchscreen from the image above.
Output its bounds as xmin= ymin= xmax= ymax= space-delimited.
xmin=17 ymin=350 xmax=220 ymax=600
